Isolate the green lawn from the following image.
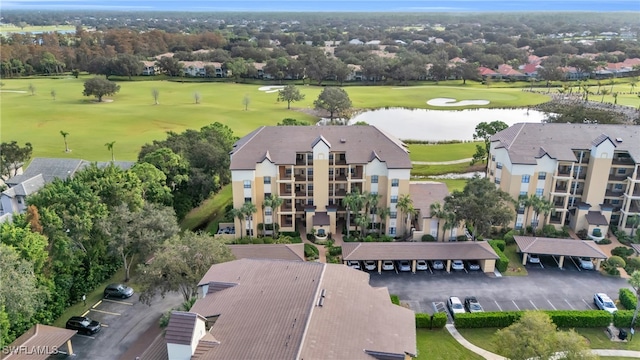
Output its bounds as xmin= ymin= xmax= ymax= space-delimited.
xmin=503 ymin=244 xmax=529 ymax=276
xmin=416 ymin=329 xmax=483 ymax=360
xmin=411 ymin=163 xmax=484 ymax=177
xmin=1 ymin=78 xmax=549 ymax=161
xmin=408 ymin=142 xmax=480 ymax=162
xmin=0 ymin=24 xmax=76 ymax=33
xmin=418 ymin=178 xmax=468 ymax=192
xmin=180 ymin=184 xmax=233 ymax=232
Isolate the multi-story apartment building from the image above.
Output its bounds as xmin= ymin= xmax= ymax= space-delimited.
xmin=488 ymin=123 xmax=640 ymax=236
xmin=229 ymin=126 xmax=414 ymax=239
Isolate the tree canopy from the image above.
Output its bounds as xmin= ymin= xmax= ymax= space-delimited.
xmin=277 ymin=84 xmax=305 ymax=109
xmin=0 ymin=141 xmax=32 ymax=179
xmin=314 ymin=87 xmax=352 ymax=122
xmin=82 ymin=77 xmax=121 ymax=102
xmin=471 ymin=121 xmax=508 ymax=167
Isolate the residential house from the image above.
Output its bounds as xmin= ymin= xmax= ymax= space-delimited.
xmin=138 ymin=258 xmax=416 ymax=360
xmin=253 ymin=62 xmax=271 ymax=79
xmin=560 ymin=66 xmax=591 ymax=81
xmin=229 ymin=126 xmax=416 ymax=239
xmin=141 ymin=61 xmax=158 ymax=76
xmin=180 ymin=61 xmax=224 ymax=78
xmin=349 ymin=39 xmax=364 ymax=45
xmin=477 ymin=66 xmax=498 ymax=79
xmin=496 ymin=64 xmax=527 ymax=81
xmin=346 ymin=64 xmax=364 ymax=81
xmin=487 ymin=123 xmax=640 ymax=237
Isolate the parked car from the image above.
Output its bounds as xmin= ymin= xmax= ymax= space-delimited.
xmin=431 ymin=260 xmax=445 ymax=270
xmin=594 ymin=293 xmax=617 ymax=314
xmin=382 ymin=260 xmax=395 ymax=271
xmin=104 ymin=283 xmax=134 ymax=299
xmin=466 ymin=260 xmax=481 ymax=271
xmin=451 ymin=260 xmax=465 ymax=271
xmin=416 ymin=260 xmax=429 ymax=271
xmin=65 ymin=316 xmax=101 ymax=335
xmin=464 ymin=296 xmax=484 ymax=313
xmin=396 ymin=260 xmax=411 ymax=272
xmin=447 ymin=296 xmax=466 ymax=317
xmin=346 ymin=260 xmax=361 ymax=270
xmin=528 ymin=254 xmax=541 ymax=264
xmin=363 ymin=260 xmax=376 ymax=271
xmin=578 ymin=257 xmax=594 ymax=270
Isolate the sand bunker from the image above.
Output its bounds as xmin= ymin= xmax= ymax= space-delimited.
xmin=427 ymin=98 xmax=490 ymax=106
xmin=0 ymin=90 xmax=28 ymax=93
xmin=258 ymin=85 xmax=285 ymax=93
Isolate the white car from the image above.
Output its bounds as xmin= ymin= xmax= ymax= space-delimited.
xmin=363 ymin=260 xmax=376 ymax=271
xmin=346 ymin=260 xmax=361 ymax=270
xmin=382 ymin=260 xmax=395 ymax=271
xmin=447 ymin=296 xmax=466 ymax=317
xmin=396 ymin=260 xmax=411 ymax=272
xmin=579 ymin=257 xmax=594 ymax=270
xmin=452 ymin=260 xmax=465 ymax=271
xmin=528 ymin=254 xmax=541 ymax=264
xmin=416 ymin=260 xmax=429 ymax=271
xmin=467 ymin=260 xmax=481 ymax=271
xmin=431 ymin=260 xmax=445 ymax=270
xmin=594 ymin=293 xmax=618 ymax=314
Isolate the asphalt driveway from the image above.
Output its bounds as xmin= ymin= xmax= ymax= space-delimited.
xmin=368 ymin=267 xmax=631 ymax=315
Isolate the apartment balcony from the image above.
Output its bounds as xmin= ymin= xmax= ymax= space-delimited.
xmin=608 ymin=174 xmax=629 ymax=182
xmin=573 ymin=172 xmax=587 ymax=180
xmin=554 ymin=185 xmax=568 ymax=192
xmin=612 ymin=157 xmax=636 ymax=166
xmin=555 ymin=170 xmax=572 ymax=179
xmin=334 ymin=158 xmax=347 ymax=165
xmin=294 ymin=175 xmax=307 ymax=182
xmin=605 ymin=189 xmax=625 ymax=198
xmin=281 ymin=204 xmax=293 ymax=212
xmin=334 ymin=189 xmax=347 ymax=197
xmin=295 ymin=158 xmax=306 ymax=166
xmin=334 ymin=175 xmax=348 ymax=181
xmin=549 ymin=218 xmax=563 ymax=225
xmin=279 ymin=187 xmax=292 ymax=196
xmin=295 ymin=191 xmax=313 ymax=197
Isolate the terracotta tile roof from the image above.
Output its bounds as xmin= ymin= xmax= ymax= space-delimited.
xmin=514 ymin=236 xmax=608 ymax=258
xmin=477 ymin=66 xmax=497 ymax=76
xmin=491 ymin=123 xmax=640 ymax=165
xmin=409 ymin=182 xmax=449 ymax=218
xmin=2 ymin=324 xmax=76 ymax=360
xmin=230 ymin=126 xmax=412 ymax=170
xmin=341 ymin=242 xmax=499 ymax=261
xmin=228 ymin=243 xmax=305 ymax=261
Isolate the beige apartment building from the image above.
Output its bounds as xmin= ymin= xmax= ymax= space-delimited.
xmin=488 ymin=123 xmax=640 ymax=237
xmin=229 ymin=125 xmax=420 ymax=239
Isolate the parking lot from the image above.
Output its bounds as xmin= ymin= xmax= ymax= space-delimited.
xmin=368 ymin=266 xmax=630 ymax=316
xmin=59 ymin=291 xmax=183 ymax=360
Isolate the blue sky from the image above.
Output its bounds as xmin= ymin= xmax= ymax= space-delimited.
xmin=1 ymin=0 xmax=639 ymax=12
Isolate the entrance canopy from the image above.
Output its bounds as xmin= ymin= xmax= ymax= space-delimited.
xmin=514 ymin=236 xmax=608 ymax=259
xmin=342 ymin=242 xmax=499 ymax=261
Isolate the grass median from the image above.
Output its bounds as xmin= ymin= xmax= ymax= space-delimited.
xmin=416 ymin=328 xmax=483 ymax=360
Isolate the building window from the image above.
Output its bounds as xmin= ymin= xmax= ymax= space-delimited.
xmin=370 ymin=207 xmax=376 ymax=215
xmin=520 ymin=191 xmax=527 ymax=197
xmin=244 ymin=197 xmax=251 ymax=203
xmin=495 ymin=178 xmax=501 ymax=184
xmin=264 ymin=176 xmax=271 ymax=185
xmin=329 ymin=169 xmax=334 ymax=176
xmin=371 ymin=191 xmax=377 ymax=195
xmin=329 ymin=154 xmax=334 ymax=161
xmin=308 ymin=184 xmax=313 ymax=191
xmin=307 ymin=199 xmax=314 ymax=205
xmin=515 ymin=222 xmax=523 ymax=230
xmin=535 ymin=188 xmax=544 ymax=197
xmin=391 ymin=196 xmax=398 ymax=203
xmin=265 ymin=193 xmax=271 ymax=199
xmin=391 ymin=179 xmax=399 ymax=187
xmin=522 ymin=175 xmax=530 ymax=183
xmin=265 ymin=208 xmax=272 ymax=216
xmin=285 ymin=168 xmax=292 ymax=176
xmin=389 ymin=227 xmax=396 ymax=235
xmin=611 ymin=199 xmax=620 ymax=205
xmin=307 ymin=168 xmax=313 ymax=176
xmin=371 ymin=175 xmax=378 ymax=183
xmin=617 ymin=168 xmax=626 ymax=175
xmin=538 ymin=172 xmax=546 ymax=180
xmin=390 ymin=211 xmax=397 ymax=219
xmin=244 ymin=180 xmax=251 ymax=188
xmin=496 ymin=162 xmax=503 ymax=169
xmin=614 ymin=184 xmax=623 ymax=190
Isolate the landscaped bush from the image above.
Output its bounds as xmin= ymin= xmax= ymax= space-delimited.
xmin=415 ymin=313 xmax=431 ymax=328
xmin=422 ymin=234 xmax=436 ymax=242
xmin=304 ymin=243 xmax=319 ymax=259
xmin=545 ymin=310 xmax=612 ymax=328
xmin=328 ymin=246 xmax=342 ymax=256
xmin=306 ymin=233 xmax=315 ymax=241
xmin=626 ymin=257 xmax=640 ymax=274
xmin=489 ymin=239 xmax=506 ymax=252
xmin=611 ymin=246 xmax=635 ymax=258
xmin=607 ymin=256 xmax=627 ymax=269
xmin=597 ymin=238 xmax=612 ymax=245
xmin=613 ymin=310 xmax=634 ymax=328
xmin=576 ymin=229 xmax=588 ymax=240
xmin=489 ymin=240 xmax=509 ymax=272
xmin=619 ymin=288 xmax=637 ymax=310
xmin=238 ymin=237 xmax=251 ymax=244
xmin=432 ymin=312 xmax=448 ymax=328
xmin=456 ymin=235 xmax=468 ymax=241
xmin=251 ymin=237 xmax=264 ymax=244
xmin=503 ymin=230 xmax=515 ymax=245
xmin=280 ymin=231 xmax=300 ymax=238
xmin=390 ymin=294 xmax=400 ymax=305
xmin=263 ymin=237 xmax=274 ymax=244
xmin=454 ymin=311 xmax=523 ymax=328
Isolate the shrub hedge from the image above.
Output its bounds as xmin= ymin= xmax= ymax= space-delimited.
xmin=488 ymin=240 xmax=509 ymax=272
xmin=432 ymin=312 xmax=448 ymax=328
xmin=304 ymin=243 xmax=319 ymax=258
xmin=454 ymin=310 xmax=612 ymax=329
xmin=619 ymin=288 xmax=637 ymax=310
xmin=613 ymin=310 xmax=634 ymax=328
xmin=414 ymin=312 xmax=448 ymax=329
xmin=415 ymin=313 xmax=431 ymax=328
xmin=489 ymin=239 xmax=506 ymax=252
xmin=390 ymin=294 xmax=400 ymax=305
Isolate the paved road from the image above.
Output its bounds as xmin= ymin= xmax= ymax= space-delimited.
xmin=59 ymin=291 xmax=183 ymax=360
xmin=369 ymin=266 xmax=630 ymax=315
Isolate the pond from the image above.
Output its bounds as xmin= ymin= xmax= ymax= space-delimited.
xmin=348 ymin=108 xmax=547 ymax=141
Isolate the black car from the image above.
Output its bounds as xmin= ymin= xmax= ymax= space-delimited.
xmin=104 ymin=283 xmax=134 ymax=299
xmin=464 ymin=296 xmax=484 ymax=313
xmin=66 ymin=316 xmax=101 ymax=335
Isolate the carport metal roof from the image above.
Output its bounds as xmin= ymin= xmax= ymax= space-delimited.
xmin=3 ymin=324 xmax=76 ymax=360
xmin=341 ymin=242 xmax=499 ymax=261
xmin=514 ymin=236 xmax=608 ymax=259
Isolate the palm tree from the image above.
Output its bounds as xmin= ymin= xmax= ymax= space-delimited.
xmin=629 ymin=214 xmax=640 ymax=238
xmin=60 ymin=130 xmax=70 ymax=152
xmin=518 ymin=194 xmax=538 ymax=232
xmin=355 ymin=214 xmax=370 ymax=237
xmin=442 ymin=211 xmax=458 ymax=241
xmin=270 ymin=195 xmax=284 ymax=238
xmin=532 ymin=197 xmax=554 ymax=232
xmin=430 ymin=202 xmax=446 ymax=241
xmin=261 ymin=196 xmax=273 ymax=236
xmin=241 ymin=202 xmax=257 ymax=237
xmin=364 ymin=191 xmax=381 ymax=232
xmin=596 ymin=80 xmax=602 ymax=94
xmin=342 ymin=189 xmax=364 ymax=237
xmin=600 ymin=88 xmax=609 ymax=103
xmin=377 ymin=207 xmax=390 ymax=236
xmin=629 ymin=271 xmax=640 ymax=329
xmin=230 ymin=208 xmax=244 ymax=238
xmin=629 ymin=77 xmax=638 ymax=93
xmin=613 ymin=92 xmax=619 ymax=105
xmin=105 ymin=141 xmax=116 ymax=161
xmin=396 ymin=194 xmax=414 ymax=237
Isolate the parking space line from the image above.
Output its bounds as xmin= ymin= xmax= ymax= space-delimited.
xmin=547 ymin=300 xmax=557 ymax=310
xmin=92 ymin=300 xmax=102 ymax=309
xmin=101 ymin=324 xmax=109 ymax=327
xmin=77 ymin=334 xmax=96 ymax=339
xmin=529 ymin=300 xmax=538 ymax=310
xmin=90 ymin=309 xmax=121 ymax=316
xmin=512 ymin=300 xmax=520 ymax=310
xmin=494 ymin=300 xmax=502 ymax=311
xmin=564 ymin=299 xmax=575 ymax=310
xmin=582 ymin=299 xmax=595 ymax=309
xmin=102 ymin=299 xmax=133 ymax=306
xmin=81 ymin=310 xmax=90 ymax=317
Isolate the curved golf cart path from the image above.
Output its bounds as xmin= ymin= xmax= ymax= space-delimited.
xmin=411 ymin=157 xmax=473 ymax=165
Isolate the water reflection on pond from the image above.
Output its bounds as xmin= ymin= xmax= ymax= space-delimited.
xmin=348 ymin=108 xmax=547 ymax=141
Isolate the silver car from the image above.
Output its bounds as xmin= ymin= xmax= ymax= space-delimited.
xmin=431 ymin=260 xmax=445 ymax=270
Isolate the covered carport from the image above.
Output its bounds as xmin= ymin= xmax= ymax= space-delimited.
xmin=2 ymin=324 xmax=77 ymax=359
xmin=341 ymin=242 xmax=499 ymax=273
xmin=514 ymin=236 xmax=608 ymax=270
